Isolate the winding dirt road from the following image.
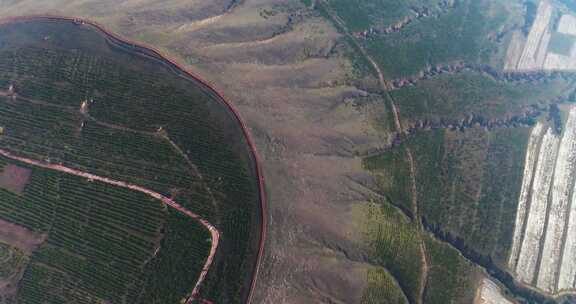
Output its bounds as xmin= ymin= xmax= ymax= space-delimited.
xmin=0 ymin=15 xmax=269 ymax=304
xmin=317 ymin=2 xmax=430 ymax=303
xmin=0 ymin=148 xmax=218 ymax=302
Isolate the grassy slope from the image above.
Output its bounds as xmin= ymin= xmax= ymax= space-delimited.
xmin=326 ymin=0 xmax=546 ymax=301
xmin=391 ymin=71 xmax=575 ymax=126
xmin=137 ymin=209 xmax=211 ymax=304
xmin=326 ymin=0 xmax=443 ymax=32
xmin=407 ymin=126 xmax=529 ymax=265
xmin=362 ymin=0 xmax=520 ymax=78
xmin=363 ymin=147 xmax=413 ymax=215
xmin=363 ymin=126 xmax=528 ymax=301
xmin=353 ymin=202 xmax=422 ymax=303
xmin=361 ymin=267 xmax=408 ymax=304
xmin=423 ymin=235 xmax=478 ymax=304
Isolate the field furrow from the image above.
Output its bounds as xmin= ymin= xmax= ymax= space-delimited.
xmin=538 ymin=109 xmax=576 ymax=292
xmin=557 ymin=150 xmax=576 ymax=290
xmin=509 ymin=122 xmax=545 ymax=270
xmin=516 ymin=128 xmax=559 ymax=284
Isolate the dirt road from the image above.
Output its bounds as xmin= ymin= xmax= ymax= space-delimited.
xmin=317 ymin=2 xmax=430 ymax=303
xmin=0 ymin=148 xmax=219 ymax=303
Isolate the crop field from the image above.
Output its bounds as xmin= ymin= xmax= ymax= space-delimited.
xmin=361 ymin=135 xmax=493 ymax=304
xmin=516 ymin=129 xmax=559 ymax=288
xmin=423 ymin=236 xmax=477 ymax=304
xmin=0 ymin=19 xmax=261 ymax=303
xmin=507 ymin=1 xmax=576 ymax=72
xmin=353 ymin=202 xmax=422 ymax=304
xmin=360 ymin=267 xmax=408 ymax=304
xmin=325 ymin=0 xmax=445 ymax=32
xmin=363 ymin=146 xmax=412 ymax=215
xmin=366 ymin=125 xmax=530 ymax=267
xmin=389 ymin=70 xmax=576 ymax=127
xmin=0 ymin=155 xmax=212 ymax=304
xmin=342 ymin=0 xmax=520 ymax=78
xmin=508 ymin=108 xmax=576 ymax=294
xmin=136 ymin=210 xmax=212 ymax=304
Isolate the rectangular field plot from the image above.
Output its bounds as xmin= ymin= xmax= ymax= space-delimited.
xmin=508 ymin=108 xmax=576 ymax=294
xmin=558 ymin=14 xmax=576 ymax=36
xmin=548 ymin=32 xmax=576 ymax=56
xmin=505 ymin=1 xmax=576 ymax=72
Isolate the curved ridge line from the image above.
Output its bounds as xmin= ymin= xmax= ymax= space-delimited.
xmin=0 ymin=15 xmax=267 ymax=304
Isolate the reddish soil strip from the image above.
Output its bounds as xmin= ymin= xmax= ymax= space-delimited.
xmin=0 ymin=15 xmax=268 ymax=304
xmin=0 ymin=164 xmax=31 ymax=195
xmin=0 ymin=149 xmax=220 ymax=300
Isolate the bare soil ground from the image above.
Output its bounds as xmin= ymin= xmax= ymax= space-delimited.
xmin=0 ymin=219 xmax=46 ymax=302
xmin=0 ymin=219 xmax=45 ymax=255
xmin=474 ymin=277 xmax=514 ymax=304
xmin=0 ymin=1 xmax=393 ymax=302
xmin=0 ymin=165 xmax=31 ymax=195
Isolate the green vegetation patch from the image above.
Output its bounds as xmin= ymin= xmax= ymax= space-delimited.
xmin=361 ymin=267 xmax=408 ymax=304
xmin=406 ymin=126 xmax=529 ymax=264
xmin=137 ymin=210 xmax=211 ymax=304
xmin=362 ymin=0 xmax=520 ymax=78
xmin=366 ymin=125 xmax=530 ymax=271
xmin=354 ymin=202 xmax=422 ymax=304
xmin=390 ymin=71 xmax=573 ymax=125
xmin=363 ymin=147 xmax=413 ymax=214
xmin=548 ymin=32 xmax=576 ymax=56
xmin=0 ymin=243 xmax=26 ymax=280
xmin=326 ymin=0 xmax=444 ymax=32
xmin=423 ymin=236 xmax=477 ymax=304
xmin=474 ymin=127 xmax=530 ymax=265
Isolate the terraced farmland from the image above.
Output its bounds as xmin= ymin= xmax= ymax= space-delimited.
xmin=0 ymin=159 xmax=211 ymax=304
xmin=0 ymin=18 xmax=262 ymax=303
